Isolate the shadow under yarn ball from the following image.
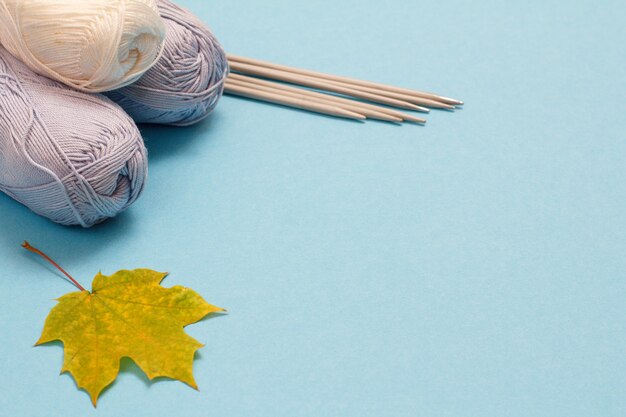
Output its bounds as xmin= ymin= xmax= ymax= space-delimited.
xmin=106 ymin=0 xmax=228 ymax=126
xmin=0 ymin=46 xmax=147 ymax=227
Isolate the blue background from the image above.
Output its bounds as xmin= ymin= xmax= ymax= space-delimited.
xmin=1 ymin=0 xmax=625 ymax=416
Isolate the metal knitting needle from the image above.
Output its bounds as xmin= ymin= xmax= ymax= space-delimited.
xmin=227 ymin=77 xmax=403 ymax=123
xmin=229 ymin=61 xmax=430 ymax=113
xmin=224 ymin=82 xmax=367 ymax=120
xmin=229 ymin=74 xmax=426 ymax=124
xmin=227 ymin=54 xmax=463 ymax=106
xmin=318 ymin=79 xmax=456 ymax=110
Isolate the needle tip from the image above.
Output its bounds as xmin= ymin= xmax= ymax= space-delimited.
xmin=403 ymin=116 xmax=427 ymax=124
xmin=404 ymin=103 xmax=430 ymax=113
xmin=439 ymin=97 xmax=464 ymax=106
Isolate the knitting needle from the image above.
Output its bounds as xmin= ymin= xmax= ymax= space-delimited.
xmin=317 ymin=79 xmax=456 ymax=110
xmin=228 ymin=74 xmax=417 ymax=123
xmin=228 ymin=61 xmax=430 ymax=113
xmin=231 ymin=61 xmax=454 ymax=110
xmin=224 ymin=82 xmax=367 ymax=120
xmin=230 ymin=74 xmax=427 ymax=124
xmin=228 ymin=74 xmax=426 ymax=124
xmin=227 ymin=77 xmax=403 ymax=123
xmin=227 ymin=54 xmax=463 ymax=106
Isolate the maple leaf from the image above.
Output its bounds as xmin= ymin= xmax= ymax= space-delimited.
xmin=24 ymin=242 xmax=224 ymax=406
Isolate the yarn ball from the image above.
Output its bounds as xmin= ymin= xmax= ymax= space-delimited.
xmin=0 ymin=0 xmax=166 ymax=93
xmin=106 ymin=0 xmax=228 ymax=126
xmin=0 ymin=45 xmax=147 ymax=227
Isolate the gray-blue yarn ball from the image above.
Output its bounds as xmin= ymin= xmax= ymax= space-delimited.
xmin=0 ymin=46 xmax=147 ymax=227
xmin=106 ymin=0 xmax=229 ymax=126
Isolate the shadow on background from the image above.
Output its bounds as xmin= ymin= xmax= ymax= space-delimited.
xmin=0 ymin=193 xmax=138 ymax=261
xmin=139 ymin=111 xmax=223 ymax=162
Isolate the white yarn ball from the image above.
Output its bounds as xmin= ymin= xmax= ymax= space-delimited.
xmin=0 ymin=0 xmax=166 ymax=93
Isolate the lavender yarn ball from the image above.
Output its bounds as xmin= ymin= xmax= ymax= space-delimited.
xmin=106 ymin=0 xmax=229 ymax=126
xmin=0 ymin=45 xmax=147 ymax=227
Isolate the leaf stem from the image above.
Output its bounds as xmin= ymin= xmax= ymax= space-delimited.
xmin=22 ymin=241 xmax=87 ymax=292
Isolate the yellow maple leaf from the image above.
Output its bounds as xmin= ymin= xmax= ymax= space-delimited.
xmin=34 ymin=267 xmax=224 ymax=406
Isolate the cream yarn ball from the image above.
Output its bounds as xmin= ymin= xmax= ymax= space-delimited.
xmin=0 ymin=0 xmax=166 ymax=93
